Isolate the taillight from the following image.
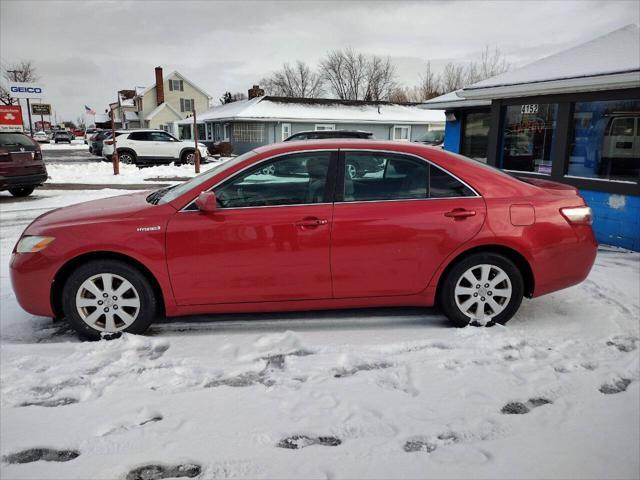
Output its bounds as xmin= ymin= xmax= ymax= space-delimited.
xmin=104 ymin=139 xmax=114 ymax=145
xmin=560 ymin=206 xmax=592 ymax=225
xmin=34 ymin=149 xmax=42 ymax=161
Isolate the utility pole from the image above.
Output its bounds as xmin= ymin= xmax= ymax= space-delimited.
xmin=193 ymin=108 xmax=200 ymax=174
xmin=110 ymin=106 xmax=120 ymax=175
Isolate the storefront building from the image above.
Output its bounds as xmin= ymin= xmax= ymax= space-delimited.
xmin=422 ymin=25 xmax=640 ymax=251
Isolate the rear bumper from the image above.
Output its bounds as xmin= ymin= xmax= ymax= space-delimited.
xmin=0 ymin=172 xmax=47 ymax=190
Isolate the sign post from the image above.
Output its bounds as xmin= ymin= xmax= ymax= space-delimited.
xmin=110 ymin=107 xmax=120 ymax=176
xmin=193 ymin=109 xmax=200 ymax=174
xmin=0 ymin=105 xmax=24 ymax=132
xmin=9 ymin=82 xmax=46 ymax=136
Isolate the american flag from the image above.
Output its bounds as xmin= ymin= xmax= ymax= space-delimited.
xmin=84 ymin=105 xmax=96 ymax=115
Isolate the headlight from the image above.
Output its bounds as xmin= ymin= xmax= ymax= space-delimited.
xmin=16 ymin=236 xmax=55 ymax=253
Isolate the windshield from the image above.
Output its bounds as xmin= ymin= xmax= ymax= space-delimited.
xmin=421 ymin=130 xmax=444 ymax=143
xmin=155 ymin=150 xmax=257 ymax=205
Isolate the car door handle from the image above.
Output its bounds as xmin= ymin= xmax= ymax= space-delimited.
xmin=296 ymin=217 xmax=329 ymax=229
xmin=444 ymin=208 xmax=476 ymax=219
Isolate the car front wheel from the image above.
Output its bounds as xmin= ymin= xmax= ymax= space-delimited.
xmin=62 ymin=260 xmax=158 ymax=340
xmin=439 ymin=253 xmax=524 ymax=327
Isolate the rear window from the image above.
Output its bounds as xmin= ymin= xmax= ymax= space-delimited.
xmin=0 ymin=133 xmax=35 ymax=147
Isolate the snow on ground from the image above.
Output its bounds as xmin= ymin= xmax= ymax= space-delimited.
xmin=0 ymin=189 xmax=639 ymax=479
xmin=40 ymin=140 xmax=89 ymax=151
xmin=45 ymin=160 xmax=227 ymax=185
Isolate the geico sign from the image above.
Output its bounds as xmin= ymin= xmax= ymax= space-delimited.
xmin=10 ymin=86 xmax=42 ymax=94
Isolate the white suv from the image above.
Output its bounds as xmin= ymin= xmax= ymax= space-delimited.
xmin=102 ymin=129 xmax=209 ymax=165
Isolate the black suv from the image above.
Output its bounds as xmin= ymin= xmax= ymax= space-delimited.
xmin=0 ymin=132 xmax=47 ymax=197
xmin=284 ymin=130 xmax=374 ymax=141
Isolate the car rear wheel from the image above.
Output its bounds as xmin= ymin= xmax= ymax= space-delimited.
xmin=439 ymin=253 xmax=524 ymax=327
xmin=62 ymin=259 xmax=158 ymax=340
xmin=8 ymin=186 xmax=35 ymax=197
xmin=118 ymin=151 xmax=136 ymax=165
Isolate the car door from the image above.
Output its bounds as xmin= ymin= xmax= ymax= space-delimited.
xmin=330 ymin=150 xmax=486 ymax=298
xmin=125 ymin=131 xmax=153 ymax=158
xmin=165 ymin=150 xmax=337 ymax=305
xmin=150 ymin=131 xmax=181 ymax=161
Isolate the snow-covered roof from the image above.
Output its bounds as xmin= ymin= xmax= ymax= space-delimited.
xmin=118 ymin=91 xmax=135 ymax=107
xmin=462 ymin=24 xmax=640 ymax=99
xmin=124 ymin=111 xmax=139 ymax=121
xmin=94 ymin=113 xmax=109 ymax=124
xmin=421 ymin=90 xmax=491 ymax=110
xmin=144 ymin=102 xmax=182 ymax=121
xmin=177 ymin=96 xmax=445 ymax=125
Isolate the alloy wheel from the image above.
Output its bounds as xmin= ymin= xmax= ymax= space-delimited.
xmin=75 ymin=273 xmax=141 ymax=332
xmin=454 ymin=264 xmax=512 ymax=323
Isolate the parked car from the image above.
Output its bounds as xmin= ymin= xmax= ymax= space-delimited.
xmin=32 ymin=131 xmax=50 ymax=144
xmin=72 ymin=128 xmax=85 ymax=138
xmin=10 ymin=140 xmax=597 ymax=339
xmin=84 ymin=128 xmax=99 ymax=145
xmin=89 ymin=130 xmax=111 ymax=156
xmin=102 ymin=129 xmax=209 ymax=165
xmin=0 ymin=131 xmax=47 ymax=197
xmin=52 ymin=131 xmax=74 ymax=144
xmin=416 ymin=130 xmax=444 ymax=146
xmin=284 ymin=130 xmax=374 ymax=141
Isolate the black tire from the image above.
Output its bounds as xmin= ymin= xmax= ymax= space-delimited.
xmin=9 ymin=186 xmax=35 ymax=197
xmin=118 ymin=150 xmax=137 ymax=165
xmin=61 ymin=259 xmax=158 ymax=340
xmin=180 ymin=150 xmax=195 ymax=165
xmin=439 ymin=252 xmax=524 ymax=328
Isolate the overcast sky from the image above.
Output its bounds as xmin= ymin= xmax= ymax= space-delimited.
xmin=1 ymin=0 xmax=638 ymax=123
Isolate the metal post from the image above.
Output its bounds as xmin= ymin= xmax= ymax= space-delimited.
xmin=193 ymin=108 xmax=200 ymax=174
xmin=26 ymin=98 xmax=33 ymax=136
xmin=110 ymin=107 xmax=119 ymax=175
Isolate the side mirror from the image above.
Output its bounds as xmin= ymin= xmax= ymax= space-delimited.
xmin=195 ymin=191 xmax=217 ymax=213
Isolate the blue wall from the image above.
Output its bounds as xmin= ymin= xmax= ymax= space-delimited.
xmin=443 ymin=116 xmax=461 ymax=153
xmin=579 ymin=190 xmax=640 ymax=251
xmin=441 ymin=113 xmax=639 ymax=251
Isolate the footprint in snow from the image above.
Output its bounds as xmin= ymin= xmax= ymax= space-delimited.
xmin=19 ymin=397 xmax=78 ymax=408
xmin=599 ymin=378 xmax=631 ymax=395
xmin=125 ymin=463 xmax=201 ymax=480
xmin=277 ymin=435 xmax=342 ymax=449
xmin=606 ymin=336 xmax=639 ymax=353
xmin=333 ymin=361 xmax=392 ymax=378
xmin=501 ymin=397 xmax=552 ymax=415
xmin=99 ymin=413 xmax=163 ymax=436
xmin=3 ymin=448 xmax=79 ymax=464
xmin=404 ymin=431 xmax=461 ymax=453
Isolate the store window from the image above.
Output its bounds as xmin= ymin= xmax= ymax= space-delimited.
xmin=500 ymin=103 xmax=557 ymax=174
xmin=567 ymin=99 xmax=640 ymax=182
xmin=198 ymin=124 xmax=206 ymax=141
xmin=461 ymin=110 xmax=490 ymax=162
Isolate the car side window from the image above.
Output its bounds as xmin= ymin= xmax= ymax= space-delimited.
xmin=128 ymin=132 xmax=151 ymax=141
xmin=429 ymin=164 xmax=475 ymax=198
xmin=151 ymin=132 xmax=175 ymax=142
xmin=215 ymin=152 xmax=332 ymax=208
xmin=343 ymin=152 xmax=428 ymax=202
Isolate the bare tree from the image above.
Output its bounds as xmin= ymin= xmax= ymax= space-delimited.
xmin=414 ymin=61 xmax=442 ymax=100
xmin=220 ymin=91 xmax=247 ymax=104
xmin=388 ymin=86 xmax=412 ymax=103
xmin=261 ymin=61 xmax=324 ymax=98
xmin=1 ymin=60 xmax=39 ymax=105
xmin=320 ymin=48 xmax=396 ymax=101
xmin=440 ymin=62 xmax=467 ymax=93
xmin=464 ymin=45 xmax=511 ymax=87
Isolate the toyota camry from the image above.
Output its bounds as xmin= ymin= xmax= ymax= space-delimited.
xmin=10 ymin=140 xmax=597 ymax=339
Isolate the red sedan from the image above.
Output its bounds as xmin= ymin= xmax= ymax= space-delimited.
xmin=10 ymin=141 xmax=597 ymax=339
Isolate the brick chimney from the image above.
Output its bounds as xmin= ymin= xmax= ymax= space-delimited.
xmin=155 ymin=66 xmax=164 ymax=106
xmin=248 ymin=84 xmax=265 ymax=99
